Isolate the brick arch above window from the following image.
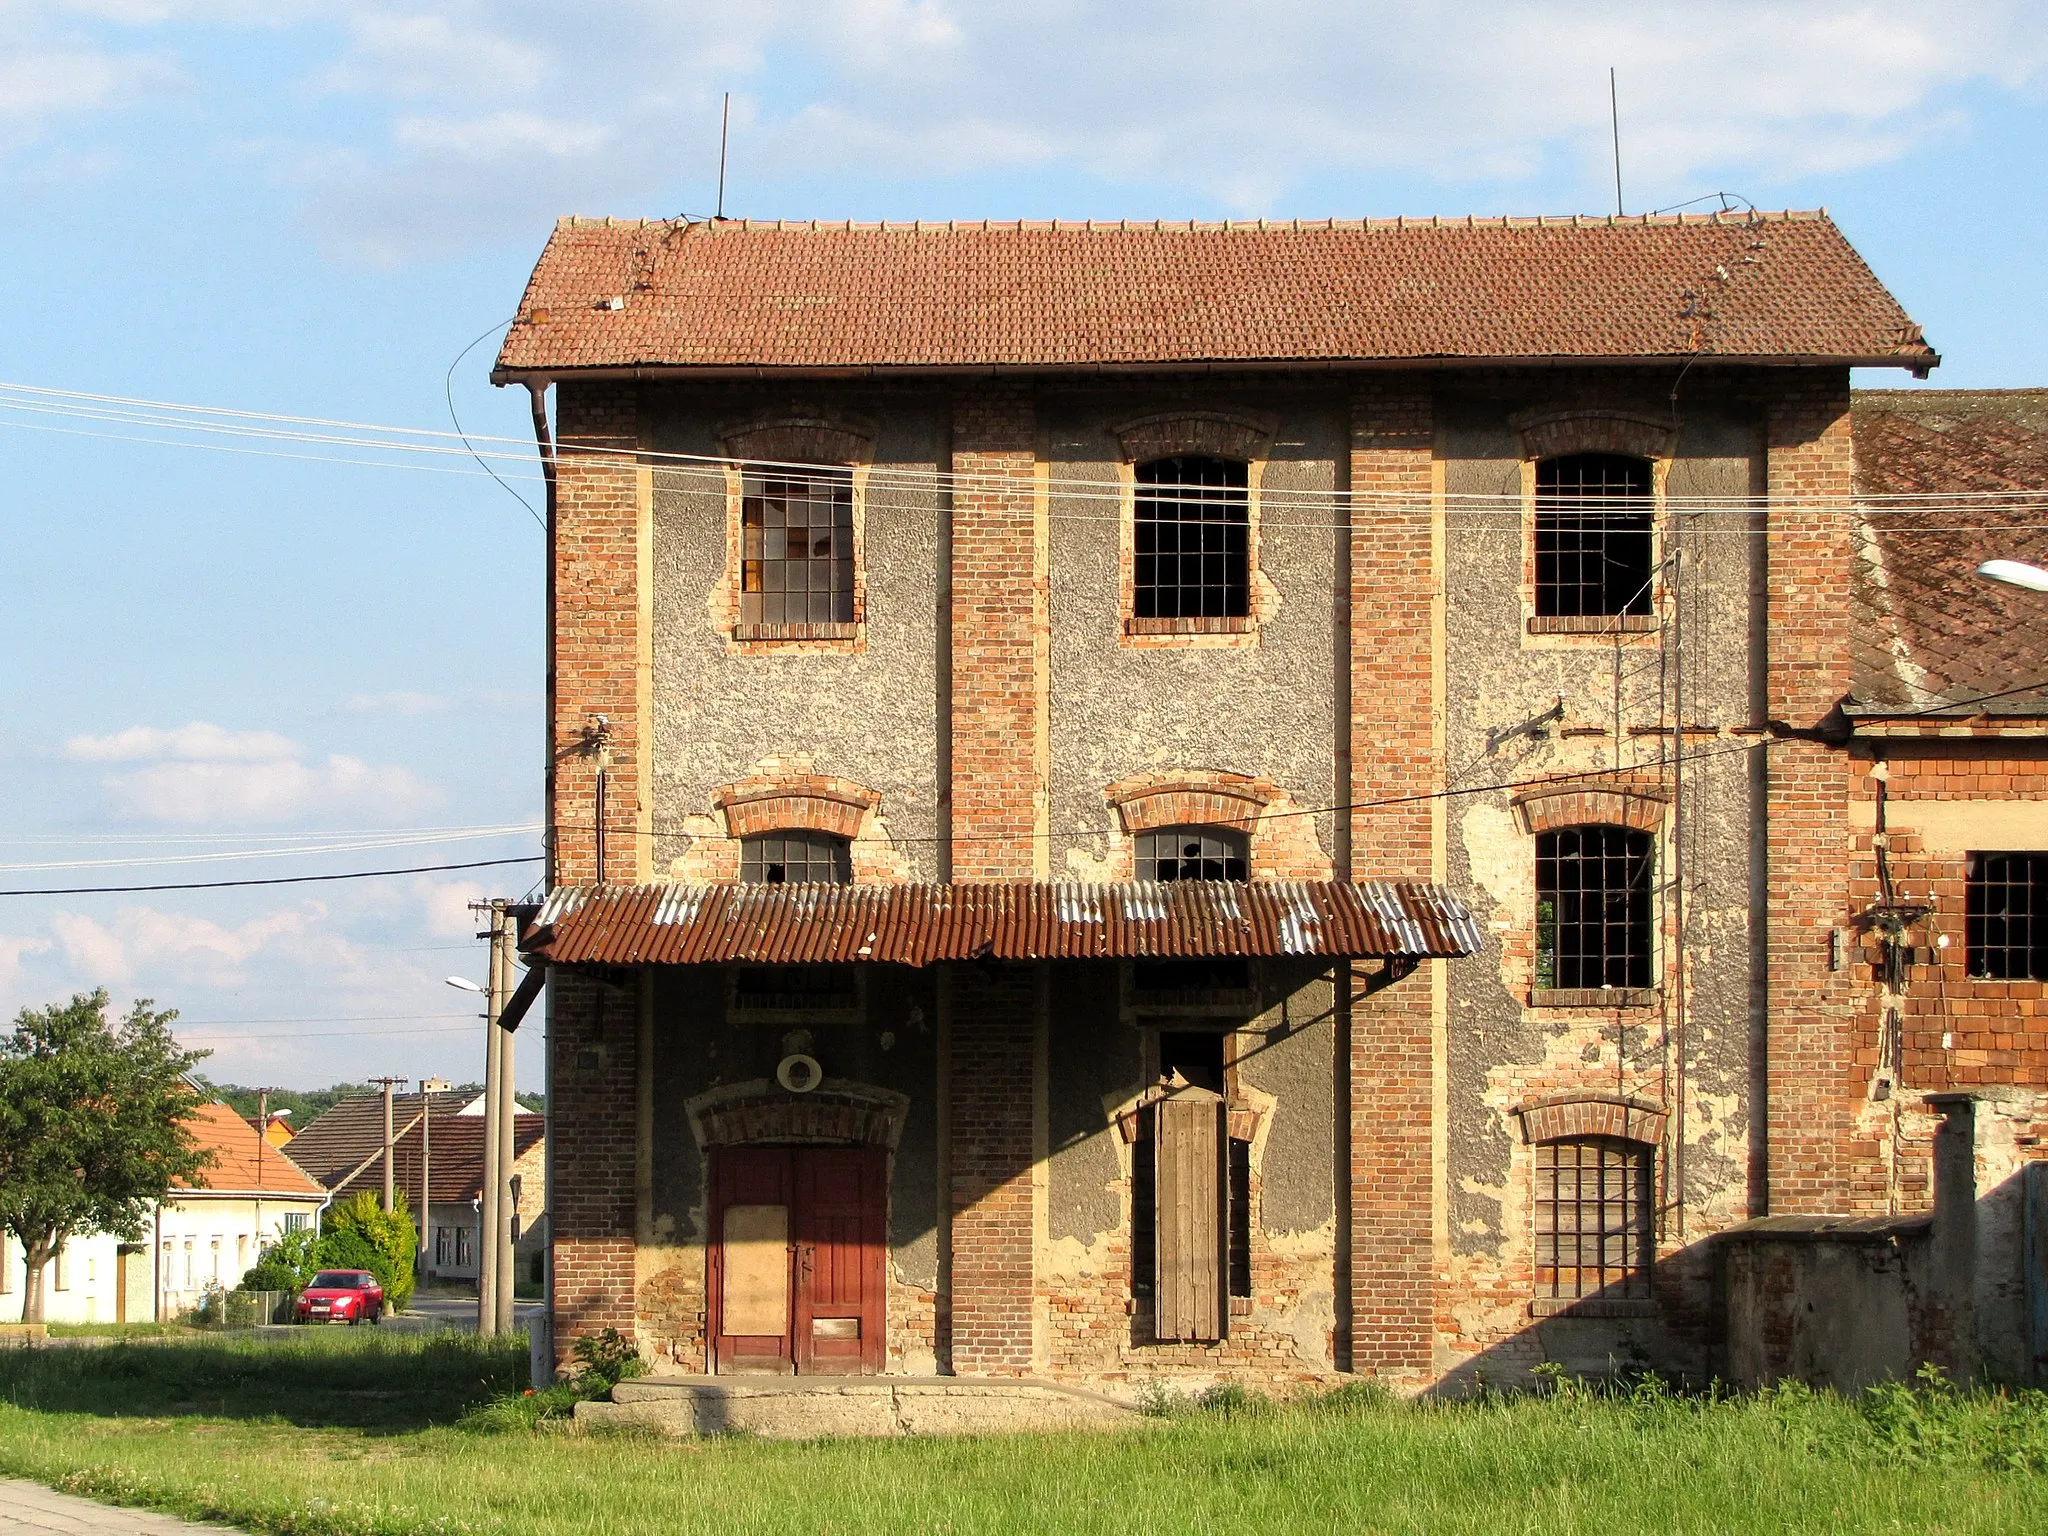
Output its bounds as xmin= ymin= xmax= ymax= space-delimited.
xmin=686 ymin=1077 xmax=910 ymax=1151
xmin=1514 ymin=1092 xmax=1666 ymax=1146
xmin=718 ymin=415 xmax=876 ymax=468
xmin=1112 ymin=410 xmax=1277 ymax=466
xmin=1511 ymin=779 xmax=1668 ymax=836
xmin=712 ymin=770 xmax=881 ymax=840
xmin=1512 ymin=409 xmax=1676 ymax=465
xmin=1105 ymin=772 xmax=1276 ymax=836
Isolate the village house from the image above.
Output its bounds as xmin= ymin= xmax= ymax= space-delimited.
xmin=286 ymin=1093 xmax=548 ymax=1288
xmin=490 ymin=213 xmax=2042 ymax=1393
xmin=0 ymin=1101 xmax=327 ymax=1324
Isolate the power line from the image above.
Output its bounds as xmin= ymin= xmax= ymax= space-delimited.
xmin=0 ymin=824 xmax=540 ymax=874
xmin=0 ymin=854 xmax=541 ymax=898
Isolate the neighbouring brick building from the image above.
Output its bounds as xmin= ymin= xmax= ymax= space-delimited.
xmin=493 ymin=214 xmax=2042 ymax=1391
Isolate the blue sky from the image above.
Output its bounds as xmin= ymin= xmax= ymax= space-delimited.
xmin=0 ymin=1 xmax=2043 ymax=1092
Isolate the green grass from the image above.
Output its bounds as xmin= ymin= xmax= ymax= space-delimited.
xmin=1 ymin=1335 xmax=2045 ymax=1535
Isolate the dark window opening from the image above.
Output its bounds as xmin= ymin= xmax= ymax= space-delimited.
xmin=740 ymin=467 xmax=855 ymax=627
xmin=1137 ymin=825 xmax=1249 ymax=882
xmin=1535 ymin=1136 xmax=1653 ymax=1300
xmin=1967 ymin=852 xmax=2048 ymax=980
xmin=1159 ymin=1029 xmax=1227 ymax=1093
xmin=1227 ymin=1136 xmax=1252 ymax=1299
xmin=1534 ymin=453 xmax=1653 ymax=618
xmin=1134 ymin=958 xmax=1252 ymax=994
xmin=1131 ymin=1125 xmax=1155 ymax=1297
xmin=733 ymin=964 xmax=859 ymax=1013
xmin=1536 ymin=825 xmax=1654 ymax=991
xmin=1134 ymin=455 xmax=1249 ymax=619
xmin=740 ymin=830 xmax=851 ymax=885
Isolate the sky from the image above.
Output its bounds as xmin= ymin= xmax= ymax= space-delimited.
xmin=0 ymin=0 xmax=2044 ymax=1094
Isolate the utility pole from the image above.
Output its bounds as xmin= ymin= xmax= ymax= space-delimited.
xmin=418 ymin=1077 xmax=450 ymax=1278
xmin=370 ymin=1077 xmax=404 ymax=1213
xmin=492 ymin=903 xmax=518 ymax=1336
xmin=477 ymin=902 xmax=507 ymax=1336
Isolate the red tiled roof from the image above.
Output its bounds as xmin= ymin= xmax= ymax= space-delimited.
xmin=494 ymin=213 xmax=1933 ymax=377
xmin=175 ymin=1102 xmax=324 ymax=1198
xmin=327 ymin=1114 xmax=545 ymax=1206
xmin=1850 ymin=390 xmax=2048 ymax=717
xmin=526 ymin=880 xmax=1482 ymax=967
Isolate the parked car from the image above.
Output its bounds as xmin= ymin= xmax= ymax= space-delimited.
xmin=294 ymin=1269 xmax=385 ymax=1325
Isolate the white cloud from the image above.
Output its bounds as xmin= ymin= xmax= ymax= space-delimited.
xmin=48 ymin=903 xmax=313 ymax=988
xmin=65 ymin=720 xmax=440 ymax=824
xmin=0 ymin=933 xmax=53 ymax=991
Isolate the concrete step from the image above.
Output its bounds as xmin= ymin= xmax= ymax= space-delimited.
xmin=576 ymin=1375 xmax=1141 ymax=1439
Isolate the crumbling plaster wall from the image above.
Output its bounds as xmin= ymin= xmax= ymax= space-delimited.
xmin=1041 ymin=388 xmax=1342 ymax=880
xmin=1042 ymin=961 xmax=1342 ymax=1384
xmin=640 ymin=964 xmax=941 ymax=1373
xmin=644 ymin=385 xmax=947 ymax=881
xmin=1435 ymin=389 xmax=1767 ymax=1378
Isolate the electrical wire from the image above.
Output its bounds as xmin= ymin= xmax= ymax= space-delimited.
xmin=0 ymin=824 xmax=540 ymax=874
xmin=0 ymin=854 xmax=541 ymax=898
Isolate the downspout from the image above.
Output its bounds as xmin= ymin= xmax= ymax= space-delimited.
xmin=528 ymin=380 xmax=559 ymax=893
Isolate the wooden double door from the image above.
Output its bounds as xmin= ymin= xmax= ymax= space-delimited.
xmin=708 ymin=1146 xmax=887 ymax=1375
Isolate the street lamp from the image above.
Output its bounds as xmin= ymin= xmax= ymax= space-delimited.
xmin=445 ymin=976 xmax=485 ymax=995
xmin=1977 ymin=559 xmax=2048 ymax=593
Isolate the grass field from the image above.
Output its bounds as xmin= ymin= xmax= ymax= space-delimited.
xmin=2 ymin=1332 xmax=2046 ymax=1535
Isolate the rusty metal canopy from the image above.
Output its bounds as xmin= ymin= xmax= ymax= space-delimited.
xmin=524 ymin=880 xmax=1481 ymax=968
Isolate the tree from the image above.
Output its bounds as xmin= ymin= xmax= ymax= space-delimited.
xmin=0 ymin=991 xmax=212 ymax=1323
xmin=320 ymin=1190 xmax=417 ymax=1311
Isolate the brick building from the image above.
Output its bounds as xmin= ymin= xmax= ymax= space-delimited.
xmin=491 ymin=214 xmax=2046 ymax=1391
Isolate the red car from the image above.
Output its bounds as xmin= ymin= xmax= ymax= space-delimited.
xmin=294 ymin=1269 xmax=385 ymax=1325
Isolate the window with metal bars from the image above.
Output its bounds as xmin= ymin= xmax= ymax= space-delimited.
xmin=1134 ymin=455 xmax=1249 ymax=620
xmin=740 ymin=830 xmax=851 ymax=885
xmin=1534 ymin=1136 xmax=1653 ymax=1300
xmin=1966 ymin=852 xmax=2048 ymax=980
xmin=1535 ymin=825 xmax=1654 ymax=992
xmin=1534 ymin=453 xmax=1654 ymax=618
xmin=740 ymin=467 xmax=855 ymax=628
xmin=1136 ymin=825 xmax=1249 ymax=882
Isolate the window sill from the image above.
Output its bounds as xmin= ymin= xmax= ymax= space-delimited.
xmin=735 ymin=622 xmax=860 ymax=641
xmin=1526 ymin=615 xmax=1659 ymax=635
xmin=1126 ymin=615 xmax=1253 ymax=636
xmin=1529 ymin=1296 xmax=1656 ymax=1319
xmin=1529 ymin=988 xmax=1660 ymax=1009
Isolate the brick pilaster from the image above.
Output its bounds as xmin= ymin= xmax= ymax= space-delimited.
xmin=1765 ymin=370 xmax=1877 ymax=1214
xmin=948 ymin=388 xmax=1043 ymax=880
xmin=552 ymin=383 xmax=643 ymax=886
xmin=945 ymin=964 xmax=1037 ymax=1375
xmin=548 ymin=968 xmax=638 ymax=1362
xmin=1345 ymin=386 xmax=1438 ymax=1374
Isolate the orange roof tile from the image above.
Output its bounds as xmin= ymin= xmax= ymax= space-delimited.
xmin=494 ymin=213 xmax=1933 ymax=377
xmin=175 ymin=1101 xmax=325 ymax=1198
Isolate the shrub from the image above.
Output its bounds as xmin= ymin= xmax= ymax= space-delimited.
xmin=317 ymin=1192 xmax=418 ymax=1312
xmin=238 ymin=1227 xmax=322 ymax=1295
xmin=570 ymin=1328 xmax=644 ymax=1390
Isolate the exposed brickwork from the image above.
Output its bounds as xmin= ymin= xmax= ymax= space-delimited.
xmin=548 ymin=968 xmax=638 ymax=1364
xmin=1102 ymin=769 xmax=1333 ymax=880
xmin=1110 ymin=410 xmax=1277 ymax=465
xmin=949 ymin=389 xmax=1044 ymax=879
xmin=1513 ymin=409 xmax=1677 ymax=464
xmin=553 ymin=383 xmax=643 ymax=885
xmin=1346 ymin=386 xmax=1438 ymax=1375
xmin=1515 ymin=1094 xmax=1668 ymax=1145
xmin=946 ymin=964 xmax=1037 ymax=1375
xmin=1511 ymin=780 xmax=1668 ymax=835
xmin=1766 ymin=372 xmax=1881 ymax=1215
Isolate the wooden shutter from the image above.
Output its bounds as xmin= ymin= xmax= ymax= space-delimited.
xmin=1154 ymin=1086 xmax=1226 ymax=1342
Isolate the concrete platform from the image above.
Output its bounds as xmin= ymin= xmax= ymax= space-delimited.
xmin=573 ymin=1375 xmax=1142 ymax=1439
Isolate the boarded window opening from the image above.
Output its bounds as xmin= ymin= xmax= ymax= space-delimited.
xmin=1153 ymin=1085 xmax=1226 ymax=1341
xmin=1534 ymin=453 xmax=1653 ymax=618
xmin=1535 ymin=1136 xmax=1653 ymax=1300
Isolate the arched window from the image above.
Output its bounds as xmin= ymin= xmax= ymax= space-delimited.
xmin=1134 ymin=455 xmax=1249 ymax=620
xmin=1535 ymin=825 xmax=1653 ymax=991
xmin=1535 ymin=1135 xmax=1653 ymax=1301
xmin=1534 ymin=453 xmax=1652 ymax=618
xmin=1136 ymin=825 xmax=1249 ymax=882
xmin=740 ymin=830 xmax=851 ymax=885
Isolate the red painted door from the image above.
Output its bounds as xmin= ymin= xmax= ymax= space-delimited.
xmin=708 ymin=1146 xmax=886 ymax=1375
xmin=793 ymin=1148 xmax=887 ymax=1375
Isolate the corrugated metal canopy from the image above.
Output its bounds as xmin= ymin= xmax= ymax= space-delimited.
xmin=524 ymin=880 xmax=1481 ymax=967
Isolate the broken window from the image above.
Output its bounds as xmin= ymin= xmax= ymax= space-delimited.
xmin=1534 ymin=453 xmax=1653 ymax=618
xmin=1136 ymin=825 xmax=1249 ymax=882
xmin=741 ymin=831 xmax=852 ymax=885
xmin=740 ymin=467 xmax=855 ymax=628
xmin=1534 ymin=1136 xmax=1653 ymax=1300
xmin=1535 ymin=825 xmax=1654 ymax=992
xmin=1134 ymin=455 xmax=1249 ymax=620
xmin=1966 ymin=852 xmax=2048 ymax=980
